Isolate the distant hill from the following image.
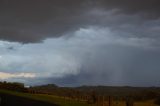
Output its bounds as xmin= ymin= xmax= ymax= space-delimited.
xmin=30 ymin=84 xmax=160 ymax=101
xmin=31 ymin=84 xmax=58 ymax=90
xmin=76 ymin=86 xmax=160 ymax=96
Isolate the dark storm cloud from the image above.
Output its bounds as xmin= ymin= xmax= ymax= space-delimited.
xmin=1 ymin=0 xmax=160 ymax=86
xmin=0 ymin=0 xmax=160 ymax=43
xmin=98 ymin=0 xmax=160 ymax=15
xmin=42 ymin=46 xmax=160 ymax=87
xmin=0 ymin=0 xmax=89 ymax=43
xmin=1 ymin=25 xmax=160 ymax=86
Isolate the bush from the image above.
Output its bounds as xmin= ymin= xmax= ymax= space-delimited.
xmin=154 ymin=96 xmax=160 ymax=105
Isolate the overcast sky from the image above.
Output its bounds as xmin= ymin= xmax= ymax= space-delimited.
xmin=0 ymin=0 xmax=160 ymax=86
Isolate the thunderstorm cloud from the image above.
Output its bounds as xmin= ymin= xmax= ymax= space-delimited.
xmin=0 ymin=0 xmax=160 ymax=86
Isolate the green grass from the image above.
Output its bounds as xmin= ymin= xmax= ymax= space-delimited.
xmin=0 ymin=89 xmax=89 ymax=106
xmin=1 ymin=89 xmax=158 ymax=106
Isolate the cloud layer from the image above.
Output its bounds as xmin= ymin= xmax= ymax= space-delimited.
xmin=0 ymin=0 xmax=160 ymax=43
xmin=0 ymin=0 xmax=160 ymax=86
xmin=0 ymin=26 xmax=160 ymax=86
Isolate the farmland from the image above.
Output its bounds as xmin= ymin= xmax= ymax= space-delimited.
xmin=0 ymin=89 xmax=89 ymax=106
xmin=0 ymin=82 xmax=160 ymax=106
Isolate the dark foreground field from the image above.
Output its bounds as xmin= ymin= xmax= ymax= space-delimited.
xmin=0 ymin=93 xmax=58 ymax=106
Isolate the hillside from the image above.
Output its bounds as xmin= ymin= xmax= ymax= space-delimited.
xmin=1 ymin=82 xmax=160 ymax=106
xmin=0 ymin=89 xmax=89 ymax=106
xmin=0 ymin=92 xmax=58 ymax=106
xmin=30 ymin=84 xmax=160 ymax=100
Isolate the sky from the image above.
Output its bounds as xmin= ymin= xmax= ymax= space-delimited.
xmin=0 ymin=0 xmax=160 ymax=86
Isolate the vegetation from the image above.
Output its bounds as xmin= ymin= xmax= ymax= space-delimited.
xmin=154 ymin=96 xmax=160 ymax=105
xmin=0 ymin=81 xmax=27 ymax=92
xmin=0 ymin=89 xmax=89 ymax=106
xmin=0 ymin=81 xmax=160 ymax=106
xmin=30 ymin=85 xmax=160 ymax=101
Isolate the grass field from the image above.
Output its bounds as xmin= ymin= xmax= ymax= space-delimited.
xmin=0 ymin=89 xmax=159 ymax=106
xmin=113 ymin=100 xmax=158 ymax=106
xmin=134 ymin=100 xmax=159 ymax=106
xmin=0 ymin=89 xmax=89 ymax=106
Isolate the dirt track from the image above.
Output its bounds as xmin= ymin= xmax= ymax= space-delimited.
xmin=0 ymin=93 xmax=58 ymax=106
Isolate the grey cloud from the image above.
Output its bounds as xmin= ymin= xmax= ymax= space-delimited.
xmin=42 ymin=46 xmax=160 ymax=87
xmin=0 ymin=26 xmax=160 ymax=86
xmin=0 ymin=0 xmax=160 ymax=87
xmin=0 ymin=0 xmax=88 ymax=43
xmin=0 ymin=0 xmax=160 ymax=43
xmin=98 ymin=0 xmax=160 ymax=17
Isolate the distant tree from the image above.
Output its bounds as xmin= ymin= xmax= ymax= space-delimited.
xmin=0 ymin=81 xmax=26 ymax=92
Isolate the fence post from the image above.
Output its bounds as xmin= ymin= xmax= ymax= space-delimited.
xmin=102 ymin=96 xmax=105 ymax=106
xmin=126 ymin=97 xmax=134 ymax=106
xmin=109 ymin=96 xmax=113 ymax=106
